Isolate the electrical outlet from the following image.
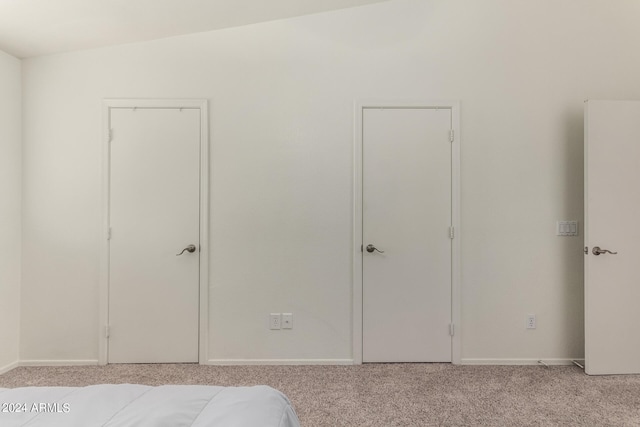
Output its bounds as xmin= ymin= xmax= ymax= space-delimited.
xmin=282 ymin=313 xmax=293 ymax=329
xmin=269 ymin=313 xmax=281 ymax=330
xmin=526 ymin=314 xmax=536 ymax=329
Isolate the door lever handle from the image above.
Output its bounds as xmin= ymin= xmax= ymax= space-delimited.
xmin=366 ymin=244 xmax=385 ymax=254
xmin=176 ymin=244 xmax=197 ymax=256
xmin=592 ymin=246 xmax=617 ymax=256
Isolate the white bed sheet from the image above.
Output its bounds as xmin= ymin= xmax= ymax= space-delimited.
xmin=0 ymin=384 xmax=300 ymax=427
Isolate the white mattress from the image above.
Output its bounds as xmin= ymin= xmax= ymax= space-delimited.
xmin=0 ymin=384 xmax=300 ymax=427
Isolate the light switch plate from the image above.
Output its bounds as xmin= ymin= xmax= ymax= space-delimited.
xmin=557 ymin=221 xmax=578 ymax=236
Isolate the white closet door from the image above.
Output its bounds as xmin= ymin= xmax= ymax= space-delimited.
xmin=108 ymin=108 xmax=200 ymax=363
xmin=585 ymin=100 xmax=640 ymax=375
xmin=362 ymin=107 xmax=452 ymax=362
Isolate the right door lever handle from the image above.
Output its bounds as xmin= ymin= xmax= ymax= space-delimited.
xmin=366 ymin=244 xmax=385 ymax=254
xmin=592 ymin=246 xmax=617 ymax=256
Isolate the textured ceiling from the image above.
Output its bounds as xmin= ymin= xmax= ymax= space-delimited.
xmin=0 ymin=0 xmax=387 ymax=58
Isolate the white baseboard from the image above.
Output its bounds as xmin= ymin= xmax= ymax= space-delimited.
xmin=6 ymin=358 xmax=586 ymax=369
xmin=207 ymin=359 xmax=354 ymax=366
xmin=461 ymin=358 xmax=585 ymax=366
xmin=19 ymin=360 xmax=99 ymax=367
xmin=0 ymin=360 xmax=19 ymax=375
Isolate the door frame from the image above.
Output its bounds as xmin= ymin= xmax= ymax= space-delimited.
xmin=353 ymin=100 xmax=461 ymax=364
xmin=99 ymin=99 xmax=209 ymax=365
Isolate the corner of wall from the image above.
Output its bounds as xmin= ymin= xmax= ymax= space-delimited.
xmin=0 ymin=49 xmax=22 ymax=374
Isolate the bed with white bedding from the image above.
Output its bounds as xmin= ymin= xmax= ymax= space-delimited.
xmin=0 ymin=384 xmax=300 ymax=427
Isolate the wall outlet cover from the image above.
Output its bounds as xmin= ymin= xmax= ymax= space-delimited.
xmin=526 ymin=314 xmax=536 ymax=329
xmin=282 ymin=313 xmax=293 ymax=329
xmin=269 ymin=313 xmax=281 ymax=330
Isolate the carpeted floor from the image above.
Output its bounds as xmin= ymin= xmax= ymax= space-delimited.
xmin=1 ymin=364 xmax=639 ymax=426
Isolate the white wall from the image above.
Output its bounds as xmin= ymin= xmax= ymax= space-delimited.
xmin=0 ymin=49 xmax=21 ymax=372
xmin=20 ymin=0 xmax=640 ymax=363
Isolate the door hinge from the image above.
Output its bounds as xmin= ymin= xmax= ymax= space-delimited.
xmin=108 ymin=128 xmax=113 ymax=143
xmin=449 ymin=226 xmax=455 ymax=239
xmin=449 ymin=129 xmax=454 ymax=142
xmin=105 ymin=325 xmax=110 ymax=338
xmin=449 ymin=324 xmax=455 ymax=336
xmin=107 ymin=227 xmax=112 ymax=240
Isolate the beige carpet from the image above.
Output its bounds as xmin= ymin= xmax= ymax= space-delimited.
xmin=1 ymin=364 xmax=639 ymax=426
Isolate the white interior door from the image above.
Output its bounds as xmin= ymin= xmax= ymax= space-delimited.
xmin=108 ymin=107 xmax=200 ymax=363
xmin=585 ymin=100 xmax=640 ymax=375
xmin=362 ymin=107 xmax=452 ymax=362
